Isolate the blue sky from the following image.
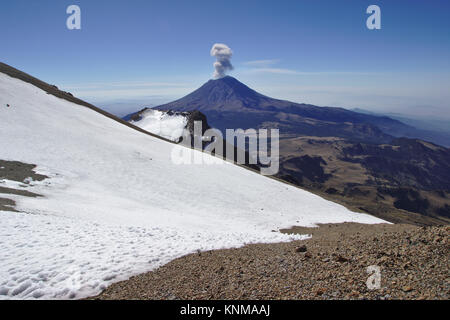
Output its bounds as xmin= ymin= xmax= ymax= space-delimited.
xmin=1 ymin=0 xmax=450 ymax=118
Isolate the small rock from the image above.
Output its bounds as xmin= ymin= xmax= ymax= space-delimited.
xmin=402 ymin=286 xmax=413 ymax=292
xmin=378 ymin=256 xmax=389 ymax=264
xmin=350 ymin=290 xmax=360 ymax=297
xmin=296 ymin=245 xmax=307 ymax=253
xmin=316 ymin=288 xmax=326 ymax=296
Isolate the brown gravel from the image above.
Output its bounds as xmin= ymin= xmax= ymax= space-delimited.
xmin=90 ymin=223 xmax=449 ymax=300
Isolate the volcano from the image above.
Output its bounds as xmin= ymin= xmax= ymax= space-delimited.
xmin=155 ymin=76 xmax=450 ymax=146
xmin=156 ymin=76 xmax=278 ymax=113
xmin=154 ymin=76 xmax=406 ymax=143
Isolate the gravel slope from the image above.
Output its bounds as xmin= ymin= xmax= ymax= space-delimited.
xmin=91 ymin=223 xmax=449 ymax=300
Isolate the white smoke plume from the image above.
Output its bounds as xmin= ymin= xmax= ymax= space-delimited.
xmin=210 ymin=43 xmax=234 ymax=79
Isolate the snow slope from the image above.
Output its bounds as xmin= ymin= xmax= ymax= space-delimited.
xmin=0 ymin=72 xmax=386 ymax=299
xmin=129 ymin=109 xmax=187 ymax=142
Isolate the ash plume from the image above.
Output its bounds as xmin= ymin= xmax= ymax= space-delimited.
xmin=210 ymin=43 xmax=234 ymax=79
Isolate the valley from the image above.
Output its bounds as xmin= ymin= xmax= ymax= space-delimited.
xmin=277 ymin=136 xmax=450 ymax=225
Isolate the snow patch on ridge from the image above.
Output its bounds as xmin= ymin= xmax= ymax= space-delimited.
xmin=130 ymin=109 xmax=187 ymax=142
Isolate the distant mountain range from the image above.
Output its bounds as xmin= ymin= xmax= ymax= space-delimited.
xmin=350 ymin=108 xmax=450 ymax=147
xmin=351 ymin=108 xmax=450 ymax=132
xmin=155 ymin=76 xmax=450 ymax=147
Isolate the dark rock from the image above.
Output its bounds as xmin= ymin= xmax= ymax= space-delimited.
xmin=336 ymin=255 xmax=349 ymax=263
